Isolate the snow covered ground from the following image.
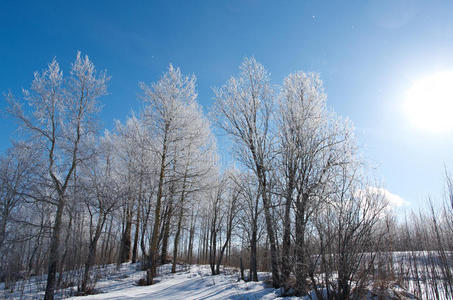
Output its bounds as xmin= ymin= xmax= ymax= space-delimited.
xmin=69 ymin=264 xmax=281 ymax=300
xmin=1 ymin=257 xmax=423 ymax=299
xmin=2 ymin=263 xmax=290 ymax=300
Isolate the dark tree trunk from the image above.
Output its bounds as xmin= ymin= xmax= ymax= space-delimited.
xmin=250 ymin=224 xmax=258 ymax=281
xmin=172 ymin=203 xmax=184 ymax=273
xmin=215 ymin=233 xmax=230 ymax=275
xmin=209 ymin=218 xmax=217 ymax=275
xmin=57 ymin=213 xmax=73 ymax=287
xmin=172 ymin=175 xmax=187 ymax=273
xmin=140 ymin=195 xmax=152 ymax=259
xmin=119 ymin=205 xmax=132 ymax=264
xmin=80 ymin=216 xmax=106 ymax=293
xmin=132 ymin=180 xmax=143 ymax=264
xmin=295 ymin=193 xmax=309 ymax=295
xmin=0 ymin=209 xmax=8 ymax=249
xmin=102 ymin=216 xmax=114 ymax=264
xmin=259 ymin=173 xmax=280 ymax=288
xmin=281 ymin=178 xmax=294 ymax=289
xmin=44 ymin=195 xmax=65 ymax=300
xmin=160 ymin=201 xmax=173 ymax=265
xmin=146 ymin=125 xmax=168 ymax=285
xmin=187 ymin=213 xmax=196 ymax=264
xmin=240 ymin=257 xmax=245 ymax=281
xmin=249 ymin=141 xmax=280 ymax=288
xmin=216 ymin=203 xmax=235 ymax=275
xmin=204 ymin=221 xmax=209 ymax=263
xmin=132 ymin=208 xmax=140 ymax=263
xmin=249 ymin=191 xmax=260 ymax=282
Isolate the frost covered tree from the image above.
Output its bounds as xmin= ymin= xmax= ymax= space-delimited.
xmin=0 ymin=141 xmax=45 ymax=288
xmin=0 ymin=143 xmax=41 ymax=250
xmin=313 ymin=168 xmax=388 ymax=299
xmin=214 ymin=169 xmax=240 ymax=275
xmin=0 ymin=52 xmax=425 ymax=299
xmin=79 ymin=134 xmax=122 ymax=293
xmin=111 ymin=115 xmax=148 ymax=265
xmin=140 ymin=64 xmax=216 ymax=284
xmin=205 ymin=169 xmax=239 ymax=275
xmin=212 ymin=57 xmax=281 ymax=287
xmin=234 ymin=171 xmax=262 ymax=281
xmin=277 ymin=72 xmax=355 ymax=294
xmin=7 ymin=52 xmax=108 ymax=300
xmin=170 ymin=112 xmax=217 ymax=274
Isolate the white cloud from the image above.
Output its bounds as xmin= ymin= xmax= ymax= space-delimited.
xmin=365 ymin=186 xmax=410 ymax=208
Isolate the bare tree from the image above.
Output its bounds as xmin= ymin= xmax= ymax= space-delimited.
xmin=0 ymin=143 xmax=41 ymax=250
xmin=314 ymin=168 xmax=388 ymax=299
xmin=112 ymin=116 xmax=146 ymax=265
xmin=208 ymin=180 xmax=223 ymax=275
xmin=277 ymin=72 xmax=355 ymax=294
xmin=173 ymin=108 xmax=217 ymax=273
xmin=7 ymin=52 xmax=108 ymax=300
xmin=215 ymin=169 xmax=240 ymax=275
xmin=234 ymin=171 xmax=262 ymax=281
xmin=212 ymin=57 xmax=281 ymax=287
xmin=140 ymin=64 xmax=199 ymax=284
xmin=79 ymin=135 xmax=121 ymax=294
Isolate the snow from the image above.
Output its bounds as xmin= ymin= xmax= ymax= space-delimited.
xmin=1 ymin=260 xmax=419 ymax=299
xmin=68 ymin=264 xmax=279 ymax=300
xmin=1 ymin=262 xmax=287 ymax=299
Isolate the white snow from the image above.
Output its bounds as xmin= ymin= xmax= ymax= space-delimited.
xmin=1 ymin=260 xmax=419 ymax=299
xmin=67 ymin=264 xmax=281 ymax=300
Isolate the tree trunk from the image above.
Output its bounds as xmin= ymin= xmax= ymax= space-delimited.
xmin=172 ymin=203 xmax=184 ymax=273
xmin=295 ymin=193 xmax=309 ymax=295
xmin=204 ymin=221 xmax=209 ymax=263
xmin=0 ymin=209 xmax=8 ymax=249
xmin=102 ymin=216 xmax=114 ymax=264
xmin=160 ymin=201 xmax=173 ymax=265
xmin=140 ymin=196 xmax=152 ymax=259
xmin=209 ymin=219 xmax=217 ymax=275
xmin=250 ymin=223 xmax=258 ymax=281
xmin=172 ymin=175 xmax=187 ymax=273
xmin=80 ymin=216 xmax=105 ymax=294
xmin=258 ymin=172 xmax=280 ymax=288
xmin=187 ymin=213 xmax=195 ymax=264
xmin=119 ymin=204 xmax=132 ymax=264
xmin=132 ymin=208 xmax=140 ymax=263
xmin=146 ymin=125 xmax=168 ymax=285
xmin=240 ymin=257 xmax=245 ymax=281
xmin=57 ymin=212 xmax=73 ymax=287
xmin=216 ymin=207 xmax=234 ymax=274
xmin=132 ymin=179 xmax=143 ymax=264
xmin=281 ymin=178 xmax=294 ymax=289
xmin=44 ymin=195 xmax=65 ymax=300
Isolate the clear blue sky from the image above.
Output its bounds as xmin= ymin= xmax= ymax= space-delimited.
xmin=2 ymin=0 xmax=453 ymax=211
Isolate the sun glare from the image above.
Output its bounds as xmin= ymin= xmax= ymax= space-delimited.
xmin=404 ymin=71 xmax=453 ymax=133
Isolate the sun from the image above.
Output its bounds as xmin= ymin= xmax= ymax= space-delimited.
xmin=404 ymin=71 xmax=453 ymax=133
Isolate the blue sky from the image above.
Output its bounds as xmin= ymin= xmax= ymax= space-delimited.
xmin=1 ymin=0 xmax=453 ymax=211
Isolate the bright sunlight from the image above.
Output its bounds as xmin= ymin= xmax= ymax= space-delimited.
xmin=404 ymin=71 xmax=453 ymax=133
